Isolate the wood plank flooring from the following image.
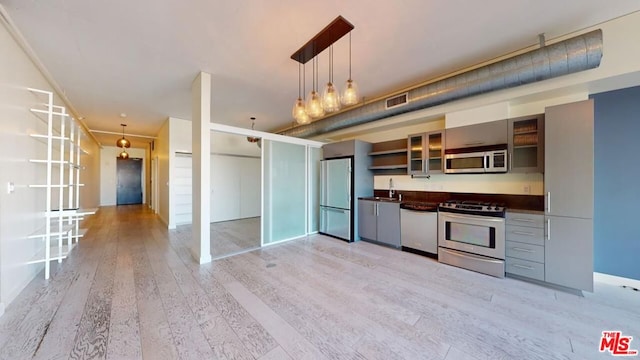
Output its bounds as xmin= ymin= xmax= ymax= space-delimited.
xmin=175 ymin=217 xmax=261 ymax=259
xmin=0 ymin=205 xmax=638 ymax=360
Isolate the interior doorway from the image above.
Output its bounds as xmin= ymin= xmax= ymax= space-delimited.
xmin=117 ymin=158 xmax=143 ymax=205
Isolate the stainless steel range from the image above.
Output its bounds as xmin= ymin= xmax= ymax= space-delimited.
xmin=437 ymin=200 xmax=506 ymax=277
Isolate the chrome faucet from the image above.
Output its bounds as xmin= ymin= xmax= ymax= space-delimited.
xmin=389 ymin=178 xmax=395 ymax=198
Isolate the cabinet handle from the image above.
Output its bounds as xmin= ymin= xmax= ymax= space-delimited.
xmin=512 ymin=218 xmax=535 ymax=223
xmin=546 ymin=192 xmax=551 ymax=213
xmin=375 ymin=203 xmax=379 ymax=216
xmin=512 ymin=231 xmax=535 ymax=236
xmin=512 ymin=247 xmax=534 ymax=253
xmin=547 ymin=218 xmax=551 ymax=241
xmin=464 ymin=141 xmax=484 ymax=146
xmin=509 ymin=152 xmax=513 ymax=170
xmin=512 ymin=264 xmax=535 ymax=270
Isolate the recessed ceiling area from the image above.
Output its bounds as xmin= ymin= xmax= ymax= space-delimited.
xmin=2 ymin=1 xmax=640 ymax=147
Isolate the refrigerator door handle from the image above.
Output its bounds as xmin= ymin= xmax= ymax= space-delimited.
xmin=320 ymin=160 xmax=327 ymax=206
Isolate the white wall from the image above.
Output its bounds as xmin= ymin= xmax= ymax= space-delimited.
xmin=159 ymin=118 xmax=262 ymax=228
xmin=211 ymin=155 xmax=261 ymax=222
xmin=99 ymin=146 xmax=147 ymax=206
xmin=0 ymin=19 xmax=101 ymax=310
xmin=168 ymin=117 xmax=190 ymax=229
xmin=80 ymin=141 xmax=101 ymax=209
xmin=154 ymin=119 xmax=171 ymax=227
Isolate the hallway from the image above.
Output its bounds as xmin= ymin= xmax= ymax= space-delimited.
xmin=0 ymin=205 xmax=638 ymax=359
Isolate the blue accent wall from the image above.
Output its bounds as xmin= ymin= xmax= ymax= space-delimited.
xmin=591 ymin=86 xmax=640 ymax=280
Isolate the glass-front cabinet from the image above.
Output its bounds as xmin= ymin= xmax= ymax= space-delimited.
xmin=508 ymin=114 xmax=544 ymax=173
xmin=408 ymin=130 xmax=444 ymax=175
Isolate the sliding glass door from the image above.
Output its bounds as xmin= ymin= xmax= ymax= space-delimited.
xmin=262 ymin=140 xmax=307 ymax=244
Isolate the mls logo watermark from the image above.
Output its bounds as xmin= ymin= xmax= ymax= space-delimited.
xmin=599 ymin=331 xmax=638 ymax=356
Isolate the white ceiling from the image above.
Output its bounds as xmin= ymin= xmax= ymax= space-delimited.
xmin=3 ymin=1 xmax=640 ymax=147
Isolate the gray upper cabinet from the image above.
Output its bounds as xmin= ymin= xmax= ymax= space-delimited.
xmin=508 ymin=114 xmax=545 ymax=173
xmin=544 ymin=99 xmax=594 ymax=292
xmin=445 ymin=119 xmax=508 ymax=149
xmin=544 ymin=100 xmax=594 ymax=219
xmin=322 ymin=140 xmax=356 ymax=159
xmin=407 ymin=130 xmax=444 ymax=175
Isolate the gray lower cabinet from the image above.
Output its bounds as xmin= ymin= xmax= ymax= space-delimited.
xmin=358 ymin=200 xmax=377 ymax=241
xmin=505 ymin=212 xmax=545 ymax=281
xmin=545 ymin=216 xmax=593 ymax=291
xmin=357 ymin=199 xmax=400 ymax=247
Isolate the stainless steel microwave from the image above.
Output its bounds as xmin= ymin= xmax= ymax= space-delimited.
xmin=444 ymin=146 xmax=508 ymax=174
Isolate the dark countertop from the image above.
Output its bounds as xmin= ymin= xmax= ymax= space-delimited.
xmin=358 ymin=196 xmax=438 ymax=211
xmin=358 ymin=196 xmax=401 ymax=203
xmin=372 ymin=189 xmax=545 ymax=212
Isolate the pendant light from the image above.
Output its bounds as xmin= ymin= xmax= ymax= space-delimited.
xmin=292 ymin=63 xmax=311 ymax=124
xmin=341 ymin=31 xmax=359 ymax=106
xmin=306 ymin=56 xmax=325 ymax=118
xmin=118 ymin=148 xmax=129 ymax=159
xmin=322 ymin=45 xmax=341 ymax=113
xmin=116 ymin=122 xmax=131 ymax=148
xmin=246 ymin=117 xmax=260 ymax=143
xmin=290 ymin=16 xmax=357 ymax=123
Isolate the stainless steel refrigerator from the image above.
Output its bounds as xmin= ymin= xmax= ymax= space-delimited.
xmin=320 ymin=158 xmax=352 ymax=240
xmin=319 ymin=140 xmax=372 ymax=242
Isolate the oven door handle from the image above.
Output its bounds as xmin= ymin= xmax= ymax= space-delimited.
xmin=441 ymin=213 xmax=505 ymax=223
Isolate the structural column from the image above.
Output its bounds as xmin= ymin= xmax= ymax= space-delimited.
xmin=190 ymin=72 xmax=212 ymax=264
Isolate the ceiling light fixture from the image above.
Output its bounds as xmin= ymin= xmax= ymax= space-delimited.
xmin=341 ymin=31 xmax=359 ymax=106
xmin=116 ymin=121 xmax=130 ymax=148
xmin=306 ymin=56 xmax=325 ymax=118
xmin=247 ymin=117 xmax=260 ymax=143
xmin=292 ymin=63 xmax=311 ymax=124
xmin=322 ymin=45 xmax=341 ymax=113
xmin=290 ymin=16 xmax=356 ymax=124
xmin=118 ymin=148 xmax=129 ymax=159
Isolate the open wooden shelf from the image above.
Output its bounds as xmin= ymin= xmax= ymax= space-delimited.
xmin=369 ymin=138 xmax=408 ymax=175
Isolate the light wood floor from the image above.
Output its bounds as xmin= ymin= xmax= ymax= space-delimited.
xmin=0 ymin=205 xmax=638 ymax=360
xmin=175 ymin=217 xmax=261 ymax=259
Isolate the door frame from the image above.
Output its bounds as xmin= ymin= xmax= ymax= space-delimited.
xmin=151 ymin=156 xmax=159 ymax=214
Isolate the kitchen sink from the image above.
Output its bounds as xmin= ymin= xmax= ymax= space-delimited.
xmin=361 ymin=196 xmax=401 ymax=202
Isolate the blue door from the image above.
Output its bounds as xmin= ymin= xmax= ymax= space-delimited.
xmin=117 ymin=158 xmax=143 ymax=205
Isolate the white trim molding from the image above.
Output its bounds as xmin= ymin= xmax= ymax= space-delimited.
xmin=594 ymin=272 xmax=640 ymax=290
xmin=210 ymin=123 xmax=325 ymax=148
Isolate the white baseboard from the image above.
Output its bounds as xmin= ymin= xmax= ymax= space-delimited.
xmin=594 ymin=272 xmax=640 ymax=289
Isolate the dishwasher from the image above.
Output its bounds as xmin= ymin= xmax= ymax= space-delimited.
xmin=400 ymin=202 xmax=438 ymax=257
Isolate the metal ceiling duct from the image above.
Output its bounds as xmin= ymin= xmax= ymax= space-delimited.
xmin=280 ymin=29 xmax=603 ymax=138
